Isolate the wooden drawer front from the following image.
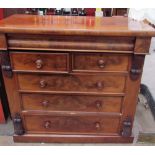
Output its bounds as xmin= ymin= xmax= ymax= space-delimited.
xmin=11 ymin=52 xmax=69 ymax=73
xmin=24 ymin=115 xmax=120 ymax=134
xmin=73 ymin=53 xmax=129 ymax=72
xmin=8 ymin=34 xmax=135 ymax=51
xmin=21 ymin=94 xmax=122 ymax=113
xmin=18 ymin=74 xmax=126 ymax=93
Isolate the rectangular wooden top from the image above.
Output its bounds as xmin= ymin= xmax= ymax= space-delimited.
xmin=0 ymin=14 xmax=155 ymax=37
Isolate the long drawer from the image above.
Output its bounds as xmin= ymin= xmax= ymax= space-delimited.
xmin=8 ymin=34 xmax=135 ymax=51
xmin=72 ymin=53 xmax=130 ymax=72
xmin=21 ymin=93 xmax=123 ymax=113
xmin=24 ymin=114 xmax=120 ymax=135
xmin=17 ymin=74 xmax=126 ymax=93
xmin=10 ymin=52 xmax=69 ymax=73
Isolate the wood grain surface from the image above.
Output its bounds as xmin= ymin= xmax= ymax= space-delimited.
xmin=0 ymin=15 xmax=155 ymax=36
xmin=0 ymin=15 xmax=154 ymax=143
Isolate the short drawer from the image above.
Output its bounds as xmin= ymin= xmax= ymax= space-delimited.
xmin=21 ymin=93 xmax=123 ymax=113
xmin=72 ymin=53 xmax=129 ymax=72
xmin=24 ymin=115 xmax=120 ymax=135
xmin=10 ymin=52 xmax=69 ymax=73
xmin=18 ymin=74 xmax=126 ymax=93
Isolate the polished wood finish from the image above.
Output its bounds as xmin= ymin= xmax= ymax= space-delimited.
xmin=0 ymin=15 xmax=155 ymax=37
xmin=0 ymin=34 xmax=7 ymax=50
xmin=134 ymin=37 xmax=151 ymax=53
xmin=17 ymin=73 xmax=126 ymax=93
xmin=1 ymin=73 xmax=21 ymax=116
xmin=7 ymin=34 xmax=135 ymax=52
xmin=24 ymin=114 xmax=120 ymax=135
xmin=73 ymin=53 xmax=129 ymax=72
xmin=11 ymin=52 xmax=69 ymax=73
xmin=13 ymin=134 xmax=133 ymax=143
xmin=0 ymin=15 xmax=155 ymax=143
xmin=21 ymin=94 xmax=122 ymax=113
xmin=121 ymin=58 xmax=144 ymax=131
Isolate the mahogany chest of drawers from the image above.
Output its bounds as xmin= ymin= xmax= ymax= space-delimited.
xmin=0 ymin=15 xmax=155 ymax=143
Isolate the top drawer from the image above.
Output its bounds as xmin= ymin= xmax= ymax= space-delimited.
xmin=72 ymin=53 xmax=130 ymax=72
xmin=10 ymin=52 xmax=69 ymax=73
xmin=8 ymin=35 xmax=135 ymax=52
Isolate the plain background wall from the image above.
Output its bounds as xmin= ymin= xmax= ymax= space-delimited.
xmin=129 ymin=8 xmax=155 ymax=24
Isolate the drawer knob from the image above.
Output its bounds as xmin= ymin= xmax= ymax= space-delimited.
xmin=35 ymin=59 xmax=43 ymax=69
xmin=98 ymin=59 xmax=105 ymax=68
xmin=44 ymin=121 xmax=51 ymax=129
xmin=96 ymin=81 xmax=104 ymax=89
xmin=95 ymin=100 xmax=102 ymax=109
xmin=95 ymin=122 xmax=101 ymax=130
xmin=42 ymin=100 xmax=49 ymax=107
xmin=40 ymin=80 xmax=47 ymax=88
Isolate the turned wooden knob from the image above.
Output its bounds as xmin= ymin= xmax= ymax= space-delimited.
xmin=42 ymin=100 xmax=49 ymax=107
xmin=95 ymin=100 xmax=102 ymax=109
xmin=96 ymin=81 xmax=104 ymax=89
xmin=35 ymin=59 xmax=43 ymax=69
xmin=44 ymin=121 xmax=51 ymax=129
xmin=98 ymin=59 xmax=105 ymax=68
xmin=40 ymin=80 xmax=47 ymax=88
xmin=95 ymin=122 xmax=101 ymax=130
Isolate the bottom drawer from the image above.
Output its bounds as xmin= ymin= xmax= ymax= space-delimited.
xmin=24 ymin=115 xmax=120 ymax=135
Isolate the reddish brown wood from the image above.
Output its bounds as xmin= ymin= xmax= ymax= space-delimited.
xmin=7 ymin=34 xmax=135 ymax=51
xmin=19 ymin=90 xmax=125 ymax=96
xmin=21 ymin=93 xmax=123 ymax=113
xmin=13 ymin=134 xmax=134 ymax=143
xmin=2 ymin=73 xmax=21 ymax=116
xmin=17 ymin=73 xmax=126 ymax=93
xmin=0 ymin=34 xmax=7 ymax=50
xmin=21 ymin=110 xmax=121 ymax=117
xmin=72 ymin=53 xmax=130 ymax=72
xmin=0 ymin=15 xmax=155 ymax=37
xmin=10 ymin=52 xmax=69 ymax=73
xmin=0 ymin=15 xmax=154 ymax=143
xmin=134 ymin=37 xmax=151 ymax=53
xmin=120 ymin=54 xmax=145 ymax=136
xmin=23 ymin=114 xmax=120 ymax=135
